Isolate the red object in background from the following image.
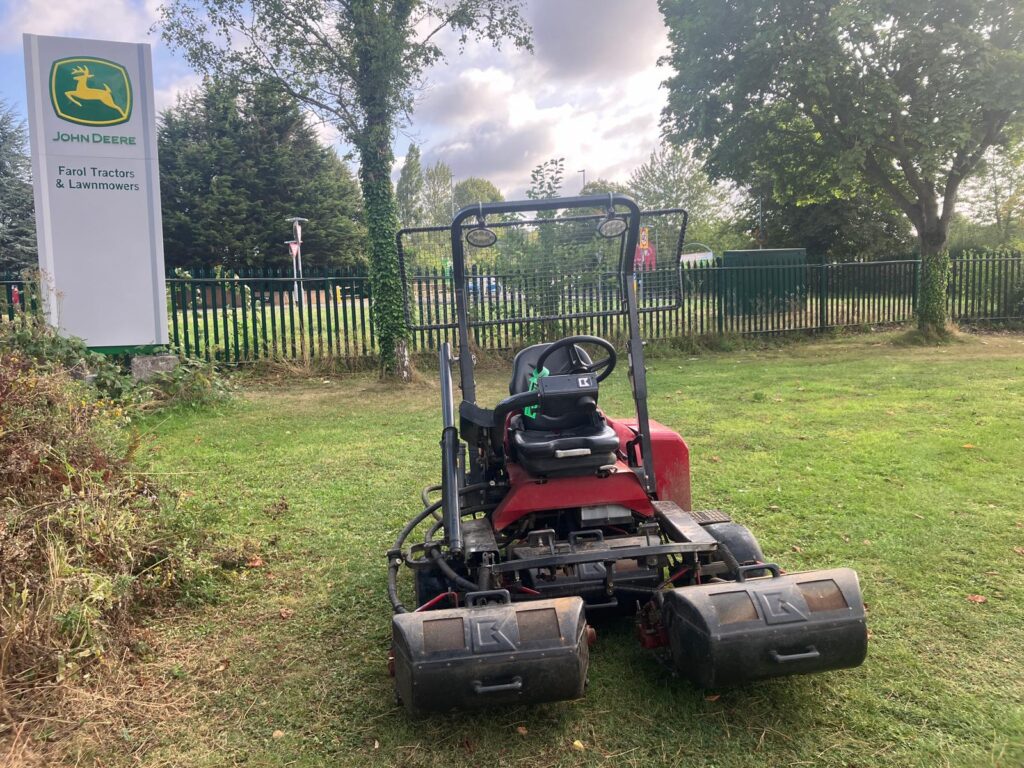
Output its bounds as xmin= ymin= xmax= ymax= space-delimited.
xmin=634 ymin=226 xmax=657 ymax=271
xmin=490 ymin=416 xmax=692 ymax=532
xmin=11 ymin=287 xmax=19 ymax=306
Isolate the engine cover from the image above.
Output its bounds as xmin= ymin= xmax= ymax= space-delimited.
xmin=661 ymin=566 xmax=867 ymax=688
xmin=391 ymin=592 xmax=589 ymax=716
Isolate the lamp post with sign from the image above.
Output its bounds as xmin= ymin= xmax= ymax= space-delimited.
xmin=285 ymin=216 xmax=308 ymax=303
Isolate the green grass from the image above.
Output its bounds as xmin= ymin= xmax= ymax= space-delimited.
xmin=68 ymin=331 xmax=1024 ymax=767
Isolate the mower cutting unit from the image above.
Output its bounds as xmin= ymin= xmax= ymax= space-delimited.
xmin=387 ymin=195 xmax=867 ymax=715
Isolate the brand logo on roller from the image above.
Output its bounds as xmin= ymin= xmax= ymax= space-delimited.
xmin=50 ymin=57 xmax=132 ymax=126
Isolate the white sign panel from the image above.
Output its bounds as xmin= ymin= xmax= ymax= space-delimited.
xmin=23 ymin=34 xmax=167 ymax=348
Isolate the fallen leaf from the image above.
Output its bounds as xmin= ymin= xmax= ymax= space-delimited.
xmin=912 ymin=513 xmax=924 ymax=520
xmin=966 ymin=594 xmax=988 ymax=604
xmin=516 ymin=726 xmax=528 ymax=736
xmin=705 ymin=694 xmax=721 ymax=702
xmin=272 ymin=730 xmax=285 ymax=740
xmin=572 ymin=740 xmax=586 ymax=752
xmin=768 ymin=504 xmax=781 ymax=511
xmin=710 ymin=455 xmax=722 ymax=463
xmin=791 ymin=545 xmax=802 ymax=553
xmin=862 ymin=539 xmax=872 ymax=546
xmin=245 ymin=555 xmax=264 ymax=568
xmin=279 ymin=608 xmax=295 ymax=620
xmin=214 ymin=658 xmax=230 ymax=673
xmin=962 ymin=443 xmax=976 ymax=449
xmin=373 ymin=740 xmax=379 ymax=750
xmin=1014 ymin=547 xmax=1024 ymax=556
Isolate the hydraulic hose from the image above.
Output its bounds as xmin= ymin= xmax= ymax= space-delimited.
xmin=388 ymin=482 xmax=504 ymax=613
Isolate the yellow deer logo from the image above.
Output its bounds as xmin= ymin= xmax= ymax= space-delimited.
xmin=65 ymin=65 xmax=127 ymax=119
xmin=50 ymin=57 xmax=132 ymax=126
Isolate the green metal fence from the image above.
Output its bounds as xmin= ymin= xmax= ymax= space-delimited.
xmin=2 ymin=253 xmax=1022 ymax=362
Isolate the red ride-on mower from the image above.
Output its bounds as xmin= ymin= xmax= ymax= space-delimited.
xmin=386 ymin=195 xmax=867 ymax=715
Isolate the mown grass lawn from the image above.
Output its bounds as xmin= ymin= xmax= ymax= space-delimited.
xmin=73 ymin=332 xmax=1024 ymax=767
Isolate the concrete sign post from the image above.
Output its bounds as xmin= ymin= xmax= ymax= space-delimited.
xmin=23 ymin=34 xmax=167 ymax=349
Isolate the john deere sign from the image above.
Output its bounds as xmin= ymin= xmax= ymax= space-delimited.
xmin=24 ymin=35 xmax=167 ymax=348
xmin=50 ymin=57 xmax=132 ymax=126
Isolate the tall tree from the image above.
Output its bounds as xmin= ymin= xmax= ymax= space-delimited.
xmin=527 ymin=158 xmax=565 ymax=203
xmin=742 ymin=187 xmax=915 ymax=263
xmin=629 ymin=144 xmax=731 ymax=216
xmin=395 ymin=143 xmax=424 ymax=228
xmin=629 ymin=142 xmax=735 ymax=246
xmin=159 ymin=79 xmax=365 ymax=270
xmin=660 ymin=0 xmax=1024 ymax=332
xmin=452 ymin=176 xmax=503 ymax=211
xmin=580 ymin=178 xmax=631 ymax=197
xmin=422 ymin=160 xmax=454 ymax=226
xmin=160 ymin=0 xmax=531 ymax=378
xmin=958 ymin=142 xmax=1024 ymax=247
xmin=0 ymin=100 xmax=36 ymax=273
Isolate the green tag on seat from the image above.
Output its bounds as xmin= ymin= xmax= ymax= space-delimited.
xmin=523 ymin=366 xmax=549 ymax=419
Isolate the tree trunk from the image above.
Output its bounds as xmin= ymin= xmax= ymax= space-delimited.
xmin=916 ymin=226 xmax=950 ymax=333
xmin=357 ymin=131 xmax=411 ymax=381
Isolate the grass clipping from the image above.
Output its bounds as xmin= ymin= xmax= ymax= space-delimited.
xmin=0 ymin=352 xmax=210 ymax=731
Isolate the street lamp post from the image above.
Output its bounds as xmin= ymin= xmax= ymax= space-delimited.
xmin=577 ymin=169 xmax=586 ymax=193
xmin=286 ymin=216 xmax=308 ymax=303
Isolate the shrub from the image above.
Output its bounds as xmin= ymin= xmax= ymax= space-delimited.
xmin=0 ymin=352 xmax=212 ymax=702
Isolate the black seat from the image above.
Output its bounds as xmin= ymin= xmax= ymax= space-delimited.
xmin=509 ymin=342 xmax=595 ymax=431
xmin=507 ymin=342 xmax=619 ymax=477
xmin=511 ymin=417 xmax=619 ymax=477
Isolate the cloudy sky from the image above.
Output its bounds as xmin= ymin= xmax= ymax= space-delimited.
xmin=0 ymin=0 xmax=670 ymax=197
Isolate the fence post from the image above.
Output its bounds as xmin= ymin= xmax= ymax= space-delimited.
xmin=818 ymin=263 xmax=828 ymax=331
xmin=716 ymin=265 xmax=725 ymax=336
xmin=912 ymin=258 xmax=921 ymax=316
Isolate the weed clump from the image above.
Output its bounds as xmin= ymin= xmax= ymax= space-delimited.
xmin=0 ymin=352 xmax=212 ymax=716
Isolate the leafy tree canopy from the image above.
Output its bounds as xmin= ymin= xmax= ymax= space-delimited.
xmin=580 ymin=178 xmax=631 ymax=198
xmin=452 ymin=176 xmax=504 ymax=211
xmin=957 ymin=141 xmax=1024 ymax=249
xmin=396 ymin=143 xmax=424 ymax=228
xmin=422 ymin=160 xmax=454 ymax=226
xmin=743 ymin=187 xmax=915 ymax=263
xmin=660 ymin=0 xmax=1024 ymax=329
xmin=159 ymin=0 xmax=531 ymax=376
xmin=0 ymin=100 xmax=36 ymax=273
xmin=159 ymin=78 xmax=365 ymax=271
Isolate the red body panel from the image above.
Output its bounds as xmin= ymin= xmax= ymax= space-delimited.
xmin=618 ymin=418 xmax=692 ymax=511
xmin=491 ymin=417 xmax=692 ymax=531
xmin=492 ymin=462 xmax=654 ymax=531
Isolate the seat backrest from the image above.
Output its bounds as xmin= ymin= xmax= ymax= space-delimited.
xmin=509 ymin=343 xmax=593 ymax=395
xmin=509 ymin=343 xmax=599 ymax=432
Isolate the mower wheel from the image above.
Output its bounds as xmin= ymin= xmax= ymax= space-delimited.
xmin=704 ymin=522 xmax=766 ymax=578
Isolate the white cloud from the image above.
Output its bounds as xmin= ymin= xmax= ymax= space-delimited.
xmin=153 ymin=71 xmax=202 ymax=111
xmin=0 ymin=0 xmax=158 ymax=50
xmin=407 ymin=0 xmax=671 ymax=198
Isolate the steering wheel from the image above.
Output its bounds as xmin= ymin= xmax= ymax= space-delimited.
xmin=535 ymin=335 xmax=617 ymax=383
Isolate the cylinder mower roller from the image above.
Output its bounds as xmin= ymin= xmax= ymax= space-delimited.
xmin=386 ymin=195 xmax=867 ymax=716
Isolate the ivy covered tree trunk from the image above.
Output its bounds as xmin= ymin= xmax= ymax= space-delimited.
xmin=916 ymin=227 xmax=950 ymax=333
xmin=358 ymin=129 xmax=410 ymax=380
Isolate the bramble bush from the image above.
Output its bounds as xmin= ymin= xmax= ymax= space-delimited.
xmin=0 ymin=310 xmax=226 ymax=726
xmin=0 ymin=351 xmax=215 ymax=704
